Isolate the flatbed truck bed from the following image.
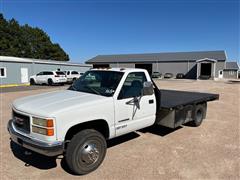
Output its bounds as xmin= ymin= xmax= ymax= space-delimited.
xmin=160 ymin=89 xmax=219 ymax=109
xmin=155 ymin=89 xmax=219 ymax=128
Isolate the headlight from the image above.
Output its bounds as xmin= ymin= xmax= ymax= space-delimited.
xmin=32 ymin=117 xmax=54 ymax=136
xmin=32 ymin=117 xmax=54 ymax=127
xmin=32 ymin=126 xmax=54 ymax=136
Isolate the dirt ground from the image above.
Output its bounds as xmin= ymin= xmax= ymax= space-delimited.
xmin=0 ymin=80 xmax=239 ymax=180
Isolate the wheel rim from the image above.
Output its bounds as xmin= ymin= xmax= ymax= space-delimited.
xmin=196 ymin=109 xmax=203 ymax=122
xmin=79 ymin=140 xmax=100 ymax=166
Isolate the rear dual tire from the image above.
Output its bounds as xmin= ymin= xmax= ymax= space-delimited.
xmin=65 ymin=129 xmax=107 ymax=175
xmin=191 ymin=104 xmax=206 ymax=127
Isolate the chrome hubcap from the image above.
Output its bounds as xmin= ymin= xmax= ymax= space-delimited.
xmin=80 ymin=142 xmax=100 ymax=165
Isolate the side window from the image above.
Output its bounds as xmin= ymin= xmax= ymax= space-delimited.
xmin=37 ymin=72 xmax=44 ymax=76
xmin=0 ymin=67 xmax=6 ymax=78
xmin=43 ymin=71 xmax=53 ymax=75
xmin=67 ymin=71 xmax=70 ymax=75
xmin=118 ymin=72 xmax=147 ymax=99
xmin=71 ymin=71 xmax=79 ymax=75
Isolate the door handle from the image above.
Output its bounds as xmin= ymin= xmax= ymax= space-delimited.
xmin=149 ymin=99 xmax=154 ymax=104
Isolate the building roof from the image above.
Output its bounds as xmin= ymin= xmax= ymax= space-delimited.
xmin=0 ymin=56 xmax=91 ymax=67
xmin=86 ymin=50 xmax=227 ymax=64
xmin=225 ymin=62 xmax=239 ymax=70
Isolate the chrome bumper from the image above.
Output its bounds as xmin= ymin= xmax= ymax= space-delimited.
xmin=8 ymin=120 xmax=64 ymax=157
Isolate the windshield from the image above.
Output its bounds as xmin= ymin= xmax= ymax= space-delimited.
xmin=68 ymin=70 xmax=124 ymax=97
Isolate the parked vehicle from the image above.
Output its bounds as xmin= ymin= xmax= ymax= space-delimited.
xmin=176 ymin=73 xmax=185 ymax=79
xmin=65 ymin=70 xmax=81 ymax=83
xmin=8 ymin=68 xmax=219 ymax=175
xmin=30 ymin=71 xmax=67 ymax=85
xmin=164 ymin=73 xmax=173 ymax=78
xmin=152 ymin=72 xmax=162 ymax=78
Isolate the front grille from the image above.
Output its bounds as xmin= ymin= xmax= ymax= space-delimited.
xmin=13 ymin=110 xmax=30 ymax=134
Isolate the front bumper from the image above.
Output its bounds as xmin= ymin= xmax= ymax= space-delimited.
xmin=8 ymin=120 xmax=64 ymax=157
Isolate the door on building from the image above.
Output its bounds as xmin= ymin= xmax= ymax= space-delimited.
xmin=135 ymin=64 xmax=152 ymax=75
xmin=21 ymin=68 xmax=29 ymax=83
xmin=200 ymin=63 xmax=212 ymax=79
xmin=218 ymin=70 xmax=223 ymax=79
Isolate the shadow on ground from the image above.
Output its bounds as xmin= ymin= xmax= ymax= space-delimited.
xmin=1 ymin=84 xmax=69 ymax=93
xmin=10 ymin=126 xmax=183 ymax=175
xmin=139 ymin=125 xmax=182 ymax=136
xmin=10 ymin=141 xmax=57 ymax=169
xmin=10 ymin=132 xmax=140 ymax=175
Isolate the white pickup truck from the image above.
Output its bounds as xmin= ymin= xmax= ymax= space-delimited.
xmin=8 ymin=68 xmax=219 ymax=175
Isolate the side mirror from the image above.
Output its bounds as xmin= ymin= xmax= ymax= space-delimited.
xmin=142 ymin=81 xmax=154 ymax=96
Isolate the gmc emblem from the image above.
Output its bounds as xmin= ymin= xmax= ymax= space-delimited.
xmin=14 ymin=117 xmax=24 ymax=125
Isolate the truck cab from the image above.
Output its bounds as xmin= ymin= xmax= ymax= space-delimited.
xmin=8 ymin=68 xmax=218 ymax=175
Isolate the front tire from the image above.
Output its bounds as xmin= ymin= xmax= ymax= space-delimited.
xmin=30 ymin=79 xmax=35 ymax=85
xmin=48 ymin=79 xmax=53 ymax=86
xmin=65 ymin=129 xmax=107 ymax=175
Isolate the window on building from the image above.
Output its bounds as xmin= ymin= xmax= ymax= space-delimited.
xmin=0 ymin=67 xmax=6 ymax=78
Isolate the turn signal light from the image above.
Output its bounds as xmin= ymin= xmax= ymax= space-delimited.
xmin=46 ymin=129 xmax=54 ymax=136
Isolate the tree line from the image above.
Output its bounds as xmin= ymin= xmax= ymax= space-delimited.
xmin=0 ymin=13 xmax=69 ymax=61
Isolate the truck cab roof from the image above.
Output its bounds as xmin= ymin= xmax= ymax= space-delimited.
xmin=91 ymin=67 xmax=147 ymax=73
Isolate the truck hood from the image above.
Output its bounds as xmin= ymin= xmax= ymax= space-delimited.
xmin=13 ymin=90 xmax=107 ymax=117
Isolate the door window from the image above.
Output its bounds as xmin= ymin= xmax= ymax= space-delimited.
xmin=43 ymin=71 xmax=54 ymax=75
xmin=71 ymin=71 xmax=79 ymax=75
xmin=37 ymin=72 xmax=44 ymax=76
xmin=118 ymin=72 xmax=147 ymax=99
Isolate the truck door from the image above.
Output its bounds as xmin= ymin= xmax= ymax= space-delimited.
xmin=114 ymin=72 xmax=156 ymax=136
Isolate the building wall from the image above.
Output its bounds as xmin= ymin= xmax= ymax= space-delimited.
xmin=91 ymin=60 xmax=227 ymax=80
xmin=223 ymin=70 xmax=238 ymax=79
xmin=153 ymin=61 xmax=197 ymax=78
xmin=0 ymin=62 xmax=33 ymax=85
xmin=215 ymin=61 xmax=225 ymax=78
xmin=0 ymin=61 xmax=91 ymax=85
xmin=110 ymin=63 xmax=135 ymax=68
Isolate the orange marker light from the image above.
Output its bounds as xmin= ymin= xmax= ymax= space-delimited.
xmin=47 ymin=129 xmax=54 ymax=136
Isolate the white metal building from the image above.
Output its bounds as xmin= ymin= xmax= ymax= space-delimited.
xmin=0 ymin=56 xmax=92 ymax=86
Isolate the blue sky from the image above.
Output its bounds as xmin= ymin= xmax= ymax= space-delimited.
xmin=0 ymin=0 xmax=239 ymax=63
